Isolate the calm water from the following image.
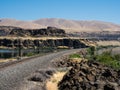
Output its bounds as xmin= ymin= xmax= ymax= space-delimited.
xmin=0 ymin=48 xmax=54 ymax=59
xmin=0 ymin=49 xmax=17 ymax=59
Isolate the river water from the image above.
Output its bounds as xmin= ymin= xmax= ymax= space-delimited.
xmin=0 ymin=48 xmax=54 ymax=59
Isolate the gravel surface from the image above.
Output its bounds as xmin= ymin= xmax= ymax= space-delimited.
xmin=0 ymin=49 xmax=81 ymax=90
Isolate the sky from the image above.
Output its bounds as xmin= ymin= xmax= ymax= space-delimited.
xmin=0 ymin=0 xmax=120 ymax=24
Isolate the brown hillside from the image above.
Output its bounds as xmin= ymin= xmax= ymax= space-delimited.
xmin=0 ymin=18 xmax=120 ymax=32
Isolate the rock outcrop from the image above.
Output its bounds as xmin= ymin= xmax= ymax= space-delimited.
xmin=0 ymin=26 xmax=66 ymax=37
xmin=0 ymin=38 xmax=87 ymax=49
xmin=58 ymin=60 xmax=120 ymax=90
xmin=0 ymin=26 xmax=21 ymax=36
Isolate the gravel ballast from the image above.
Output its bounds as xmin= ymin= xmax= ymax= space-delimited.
xmin=0 ymin=49 xmax=81 ymax=90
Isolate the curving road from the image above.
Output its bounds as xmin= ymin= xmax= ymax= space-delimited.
xmin=0 ymin=49 xmax=81 ymax=90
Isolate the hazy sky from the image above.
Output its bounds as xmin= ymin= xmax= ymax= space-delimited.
xmin=0 ymin=0 xmax=120 ymax=24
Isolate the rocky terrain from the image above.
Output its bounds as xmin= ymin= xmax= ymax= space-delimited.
xmin=1 ymin=18 xmax=120 ymax=32
xmin=0 ymin=26 xmax=65 ymax=37
xmin=0 ymin=26 xmax=88 ymax=49
xmin=0 ymin=38 xmax=87 ymax=49
xmin=55 ymin=55 xmax=120 ymax=90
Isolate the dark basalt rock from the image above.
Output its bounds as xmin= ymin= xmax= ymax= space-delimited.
xmin=104 ymin=84 xmax=115 ymax=90
xmin=58 ymin=60 xmax=120 ymax=90
xmin=28 ymin=69 xmax=55 ymax=83
xmin=0 ymin=26 xmax=66 ymax=37
xmin=0 ymin=38 xmax=87 ymax=49
xmin=0 ymin=26 xmax=88 ymax=49
xmin=0 ymin=26 xmax=21 ymax=36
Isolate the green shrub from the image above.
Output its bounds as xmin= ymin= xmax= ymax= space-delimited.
xmin=87 ymin=46 xmax=95 ymax=56
xmin=26 ymin=52 xmax=35 ymax=56
xmin=87 ymin=46 xmax=96 ymax=60
xmin=69 ymin=53 xmax=81 ymax=59
xmin=114 ymin=54 xmax=120 ymax=61
xmin=96 ymin=52 xmax=120 ymax=70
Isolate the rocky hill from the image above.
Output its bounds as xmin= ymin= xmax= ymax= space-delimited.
xmin=0 ymin=18 xmax=120 ymax=32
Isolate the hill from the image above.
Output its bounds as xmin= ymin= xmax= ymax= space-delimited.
xmin=0 ymin=18 xmax=43 ymax=29
xmin=0 ymin=18 xmax=120 ymax=32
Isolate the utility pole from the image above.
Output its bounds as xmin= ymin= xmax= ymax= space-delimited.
xmin=17 ymin=37 xmax=22 ymax=60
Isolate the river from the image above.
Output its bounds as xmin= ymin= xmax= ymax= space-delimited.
xmin=0 ymin=48 xmax=54 ymax=59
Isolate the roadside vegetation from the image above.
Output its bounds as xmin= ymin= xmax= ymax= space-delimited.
xmin=69 ymin=46 xmax=120 ymax=70
xmin=87 ymin=46 xmax=120 ymax=70
xmin=26 ymin=52 xmax=36 ymax=57
xmin=95 ymin=52 xmax=120 ymax=70
xmin=69 ymin=53 xmax=81 ymax=59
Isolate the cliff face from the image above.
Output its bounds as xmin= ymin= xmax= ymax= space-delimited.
xmin=0 ymin=26 xmax=66 ymax=37
xmin=0 ymin=26 xmax=88 ymax=49
xmin=0 ymin=38 xmax=87 ymax=49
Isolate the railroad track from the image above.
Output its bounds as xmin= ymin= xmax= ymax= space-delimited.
xmin=0 ymin=49 xmax=81 ymax=90
xmin=0 ymin=52 xmax=49 ymax=70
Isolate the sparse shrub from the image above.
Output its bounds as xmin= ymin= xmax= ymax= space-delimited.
xmin=96 ymin=51 xmax=120 ymax=70
xmin=87 ymin=46 xmax=96 ymax=60
xmin=114 ymin=54 xmax=120 ymax=61
xmin=69 ymin=53 xmax=81 ymax=59
xmin=26 ymin=52 xmax=35 ymax=56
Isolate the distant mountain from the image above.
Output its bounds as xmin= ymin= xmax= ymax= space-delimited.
xmin=0 ymin=18 xmax=43 ymax=29
xmin=0 ymin=18 xmax=120 ymax=32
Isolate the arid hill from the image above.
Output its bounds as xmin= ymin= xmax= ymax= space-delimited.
xmin=0 ymin=18 xmax=120 ymax=32
xmin=0 ymin=18 xmax=43 ymax=29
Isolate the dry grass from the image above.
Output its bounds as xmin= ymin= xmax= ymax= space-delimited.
xmin=0 ymin=36 xmax=64 ymax=40
xmin=80 ymin=39 xmax=97 ymax=46
xmin=0 ymin=36 xmax=82 ymax=40
xmin=96 ymin=41 xmax=120 ymax=46
xmin=0 ymin=46 xmax=8 ymax=49
xmin=69 ymin=58 xmax=82 ymax=63
xmin=80 ymin=40 xmax=120 ymax=47
xmin=57 ymin=46 xmax=69 ymax=49
xmin=46 ymin=71 xmax=66 ymax=90
xmin=0 ymin=59 xmax=16 ymax=63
